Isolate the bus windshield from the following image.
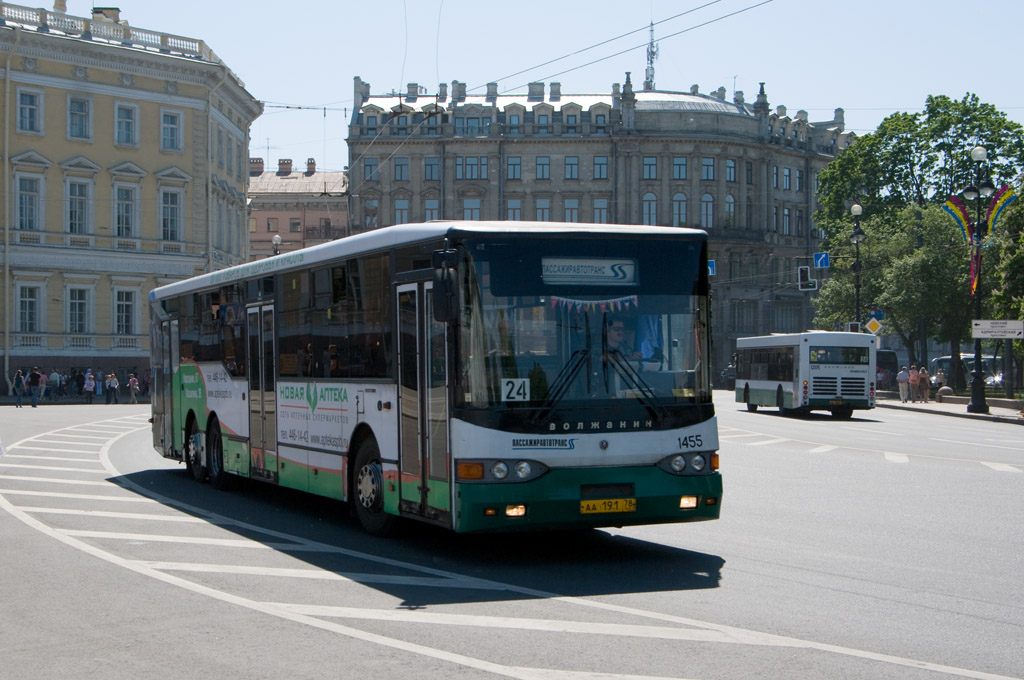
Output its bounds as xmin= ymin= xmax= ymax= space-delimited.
xmin=454 ymin=236 xmax=711 ymax=420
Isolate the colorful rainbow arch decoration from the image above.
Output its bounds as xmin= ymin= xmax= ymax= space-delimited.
xmin=942 ymin=195 xmax=973 ymax=244
xmin=985 ymin=185 xmax=1018 ymax=236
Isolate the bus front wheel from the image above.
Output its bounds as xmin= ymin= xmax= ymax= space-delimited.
xmin=353 ymin=437 xmax=398 ymax=536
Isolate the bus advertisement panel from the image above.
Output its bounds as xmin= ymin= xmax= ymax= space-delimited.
xmin=150 ymin=223 xmax=721 ymax=534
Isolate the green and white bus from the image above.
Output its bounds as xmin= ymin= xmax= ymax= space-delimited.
xmin=734 ymin=331 xmax=876 ymax=419
xmin=150 ymin=222 xmax=721 ymax=534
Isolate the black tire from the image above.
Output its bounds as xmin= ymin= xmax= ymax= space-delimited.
xmin=744 ymin=385 xmax=757 ymax=412
xmin=352 ymin=437 xmax=398 ymax=536
xmin=746 ymin=402 xmax=758 ymax=412
xmin=831 ymin=406 xmax=854 ymax=419
xmin=185 ymin=418 xmax=206 ymax=482
xmin=208 ymin=419 xmax=234 ymax=491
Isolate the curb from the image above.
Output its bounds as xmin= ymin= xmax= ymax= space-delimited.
xmin=875 ymin=400 xmax=1024 ymax=426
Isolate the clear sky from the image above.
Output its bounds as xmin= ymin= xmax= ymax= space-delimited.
xmin=94 ymin=0 xmax=1024 ymax=172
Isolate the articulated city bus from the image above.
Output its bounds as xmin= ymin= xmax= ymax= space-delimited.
xmin=149 ymin=222 xmax=721 ymax=534
xmin=735 ymin=331 xmax=876 ymax=418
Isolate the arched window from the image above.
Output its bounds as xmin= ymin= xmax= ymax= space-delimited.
xmin=701 ymin=193 xmax=714 ymax=229
xmin=724 ymin=195 xmax=735 ymax=227
xmin=642 ymin=192 xmax=657 ymax=225
xmin=672 ymin=193 xmax=687 ymax=227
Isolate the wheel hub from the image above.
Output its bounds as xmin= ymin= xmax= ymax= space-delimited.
xmin=356 ymin=462 xmax=382 ymax=509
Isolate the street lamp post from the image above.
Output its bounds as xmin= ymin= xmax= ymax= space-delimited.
xmin=271 ymin=234 xmax=282 ymax=256
xmin=849 ymin=203 xmax=866 ymax=328
xmin=962 ymin=146 xmax=995 ymax=414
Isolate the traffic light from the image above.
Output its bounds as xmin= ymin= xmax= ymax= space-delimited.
xmin=846 ymin=322 xmax=861 ymax=333
xmin=797 ymin=265 xmax=818 ymax=291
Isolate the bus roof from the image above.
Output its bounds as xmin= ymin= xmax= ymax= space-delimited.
xmin=150 ymin=221 xmax=708 ymax=301
xmin=735 ymin=331 xmax=877 ymax=348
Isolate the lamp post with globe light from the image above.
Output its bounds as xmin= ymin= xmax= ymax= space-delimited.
xmin=849 ymin=203 xmax=866 ymax=329
xmin=961 ymin=146 xmax=995 ymax=414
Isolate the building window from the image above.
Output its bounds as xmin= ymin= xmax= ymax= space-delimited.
xmin=701 ymin=158 xmax=715 ymax=181
xmin=17 ymin=176 xmax=42 ymax=230
xmin=507 ymin=156 xmax=521 ymax=180
xmin=701 ymin=193 xmax=714 ymax=229
xmin=773 ymin=166 xmax=779 ymax=188
xmin=456 ymin=156 xmax=487 ymax=180
xmin=463 ymin=198 xmax=481 ymax=220
xmin=115 ymin=185 xmax=137 ymax=238
xmin=115 ymin=290 xmax=135 ymax=335
xmin=393 ymin=115 xmax=409 ymax=136
xmin=507 ymin=113 xmax=520 ymax=135
xmin=17 ymin=88 xmax=43 ymax=134
xmin=160 ymin=190 xmax=183 ymax=240
xmin=593 ymin=198 xmax=609 ymax=224
xmin=289 ymin=218 xmax=302 ymax=232
xmin=536 ymin=114 xmax=550 ymax=134
xmin=67 ymin=180 xmax=91 ymax=234
xmin=394 ymin=157 xmax=409 ymax=181
xmin=673 ymin=157 xmax=687 ymax=180
xmin=18 ymin=285 xmax=40 ymax=333
xmin=364 ymin=200 xmax=379 ymax=229
xmin=726 ymin=159 xmax=736 ymax=183
xmin=642 ymin=192 xmax=657 ymax=226
xmin=594 ymin=113 xmax=607 ymax=134
xmin=160 ymin=110 xmax=182 ymax=151
xmin=424 ymin=198 xmax=439 ymax=221
xmin=642 ymin=156 xmax=657 ymax=180
xmin=594 ymin=156 xmax=608 ymax=180
xmin=746 ymin=161 xmax=753 ymax=184
xmin=796 ymin=170 xmax=804 ymax=192
xmin=565 ymin=114 xmax=578 ymax=134
xmin=565 ymin=156 xmax=579 ymax=179
xmin=364 ymin=115 xmax=377 ymax=135
xmin=724 ymin=195 xmax=736 ymax=227
xmin=772 ymin=205 xmax=778 ymax=232
xmin=535 ymin=198 xmax=550 ymax=221
xmin=730 ymin=300 xmax=756 ymax=332
xmin=424 ymin=157 xmax=439 ymax=181
xmin=364 ymin=158 xmax=378 ymax=181
xmin=672 ymin=193 xmax=687 ymax=227
xmin=796 ymin=209 xmax=805 ymax=236
xmin=68 ymin=96 xmax=91 ymax=140
xmin=266 ymin=217 xmax=278 ymax=233
xmin=564 ymin=198 xmax=579 ymax=223
xmin=783 ymin=207 xmax=791 ymax=235
xmin=216 ymin=128 xmax=224 ymax=167
xmin=68 ymin=288 xmax=90 ymax=334
xmin=394 ymin=199 xmax=409 ymax=224
xmin=783 ymin=168 xmax=791 ymax=190
xmin=506 ymin=198 xmax=521 ymax=221
xmin=536 ymin=156 xmax=550 ymax=180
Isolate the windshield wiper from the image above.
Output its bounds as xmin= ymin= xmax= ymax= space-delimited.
xmin=602 ymin=349 xmax=667 ymax=422
xmin=529 ymin=349 xmax=590 ymax=424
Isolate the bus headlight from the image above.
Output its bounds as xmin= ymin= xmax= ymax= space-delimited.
xmin=670 ymin=455 xmax=686 ymax=472
xmin=491 ymin=462 xmax=509 ymax=479
xmin=514 ymin=461 xmax=532 ymax=479
xmin=691 ymin=455 xmax=706 ymax=471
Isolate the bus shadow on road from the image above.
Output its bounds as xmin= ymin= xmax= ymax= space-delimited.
xmin=734 ymin=407 xmax=884 ymax=423
xmin=114 ymin=467 xmax=724 ymax=606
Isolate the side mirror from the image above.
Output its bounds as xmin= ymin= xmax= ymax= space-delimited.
xmin=432 ymin=249 xmax=459 ymax=323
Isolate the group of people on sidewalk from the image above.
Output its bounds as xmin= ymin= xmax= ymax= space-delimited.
xmin=895 ymin=365 xmax=943 ymax=403
xmin=9 ymin=367 xmax=146 ymax=407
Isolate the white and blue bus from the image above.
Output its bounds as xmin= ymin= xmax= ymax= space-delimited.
xmin=150 ymin=222 xmax=722 ymax=534
xmin=735 ymin=331 xmax=876 ymax=419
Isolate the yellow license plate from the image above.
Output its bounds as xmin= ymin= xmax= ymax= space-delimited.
xmin=580 ymin=498 xmax=636 ymax=514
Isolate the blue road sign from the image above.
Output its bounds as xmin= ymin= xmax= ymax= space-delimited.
xmin=708 ymin=259 xmax=716 ymax=276
xmin=813 ymin=252 xmax=830 ymax=269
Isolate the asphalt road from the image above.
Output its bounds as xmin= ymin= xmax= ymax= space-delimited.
xmin=1 ymin=396 xmax=1021 ymax=680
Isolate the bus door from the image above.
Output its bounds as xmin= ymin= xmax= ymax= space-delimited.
xmin=157 ymin=319 xmax=178 ymax=454
xmin=396 ymin=281 xmax=451 ymax=523
xmin=247 ymin=303 xmax=278 ymax=482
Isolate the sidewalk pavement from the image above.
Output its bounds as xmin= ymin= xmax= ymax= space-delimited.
xmin=876 ymin=391 xmax=1024 ymax=425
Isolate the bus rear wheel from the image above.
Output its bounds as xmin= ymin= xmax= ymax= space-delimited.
xmin=352 ymin=437 xmax=398 ymax=536
xmin=831 ymin=406 xmax=854 ymax=419
xmin=208 ymin=419 xmax=234 ymax=491
xmin=185 ymin=419 xmax=206 ymax=482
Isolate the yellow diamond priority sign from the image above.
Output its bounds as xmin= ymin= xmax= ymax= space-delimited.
xmin=865 ymin=317 xmax=882 ymax=334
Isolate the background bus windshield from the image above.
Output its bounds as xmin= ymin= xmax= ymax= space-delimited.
xmin=809 ymin=347 xmax=870 ymax=364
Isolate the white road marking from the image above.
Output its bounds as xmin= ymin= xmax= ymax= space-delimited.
xmin=746 ymin=438 xmax=788 ymax=446
xmin=842 ymin=427 xmax=904 ymax=436
xmin=0 ymin=462 xmax=109 ymax=473
xmin=931 ymin=438 xmax=1024 ymax=451
xmin=6 ymin=445 xmax=110 ymax=455
xmin=1 ymin=454 xmax=108 ymax=463
xmin=0 ymin=488 xmax=157 ymax=503
xmin=980 ymin=462 xmax=1022 ymax=473
xmin=808 ymin=445 xmax=837 ymax=454
xmin=884 ymin=452 xmax=909 ymax=464
xmin=0 ymin=474 xmax=114 ymax=487
xmin=21 ymin=507 xmax=205 ymax=522
xmin=718 ymin=433 xmax=763 ymax=439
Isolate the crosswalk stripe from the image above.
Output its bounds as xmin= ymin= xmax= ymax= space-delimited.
xmin=808 ymin=445 xmax=837 ymax=453
xmin=747 ymin=438 xmax=788 ymax=446
xmin=884 ymin=452 xmax=909 ymax=463
xmin=981 ymin=462 xmax=1022 ymax=473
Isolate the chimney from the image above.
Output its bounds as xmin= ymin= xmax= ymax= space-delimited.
xmin=306 ymin=158 xmax=316 ymax=175
xmin=690 ymin=84 xmax=699 ymax=95
xmin=438 ymin=82 xmax=448 ymax=101
xmin=734 ymin=91 xmax=745 ymax=105
xmin=550 ymin=82 xmax=561 ymax=100
xmin=527 ymin=82 xmax=545 ymax=100
xmin=776 ymin=105 xmax=787 ymax=117
xmin=406 ymin=82 xmax=418 ymax=99
xmin=714 ymin=87 xmax=726 ymax=100
xmin=53 ymin=0 xmax=67 ymax=11
xmin=249 ymin=157 xmax=264 ymax=175
xmin=277 ymin=158 xmax=292 ymax=175
xmin=486 ymin=82 xmax=498 ymax=99
xmin=92 ymin=7 xmax=121 ymax=22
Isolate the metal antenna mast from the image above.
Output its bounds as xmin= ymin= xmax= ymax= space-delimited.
xmin=643 ymin=21 xmax=658 ymax=91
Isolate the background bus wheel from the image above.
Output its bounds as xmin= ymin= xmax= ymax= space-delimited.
xmin=776 ymin=386 xmax=785 ymax=410
xmin=831 ymin=406 xmax=854 ymax=419
xmin=185 ymin=419 xmax=206 ymax=482
xmin=207 ymin=419 xmax=233 ymax=491
xmin=746 ymin=402 xmax=758 ymax=412
xmin=353 ymin=438 xmax=397 ymax=536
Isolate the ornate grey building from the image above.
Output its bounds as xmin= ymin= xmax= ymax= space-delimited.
xmin=345 ymin=74 xmax=852 ymax=373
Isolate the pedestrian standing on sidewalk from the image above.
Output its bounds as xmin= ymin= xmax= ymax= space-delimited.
xmin=127 ymin=373 xmax=139 ymax=404
xmin=12 ymin=370 xmax=25 ymax=408
xmin=918 ymin=366 xmax=930 ymax=403
xmin=896 ymin=366 xmax=910 ymax=403
xmin=908 ymin=366 xmax=920 ymax=403
xmin=28 ymin=367 xmax=42 ymax=408
xmin=84 ymin=372 xmax=96 ymax=404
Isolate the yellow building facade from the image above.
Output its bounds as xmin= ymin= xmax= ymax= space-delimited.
xmin=1 ymin=4 xmax=261 ymax=393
